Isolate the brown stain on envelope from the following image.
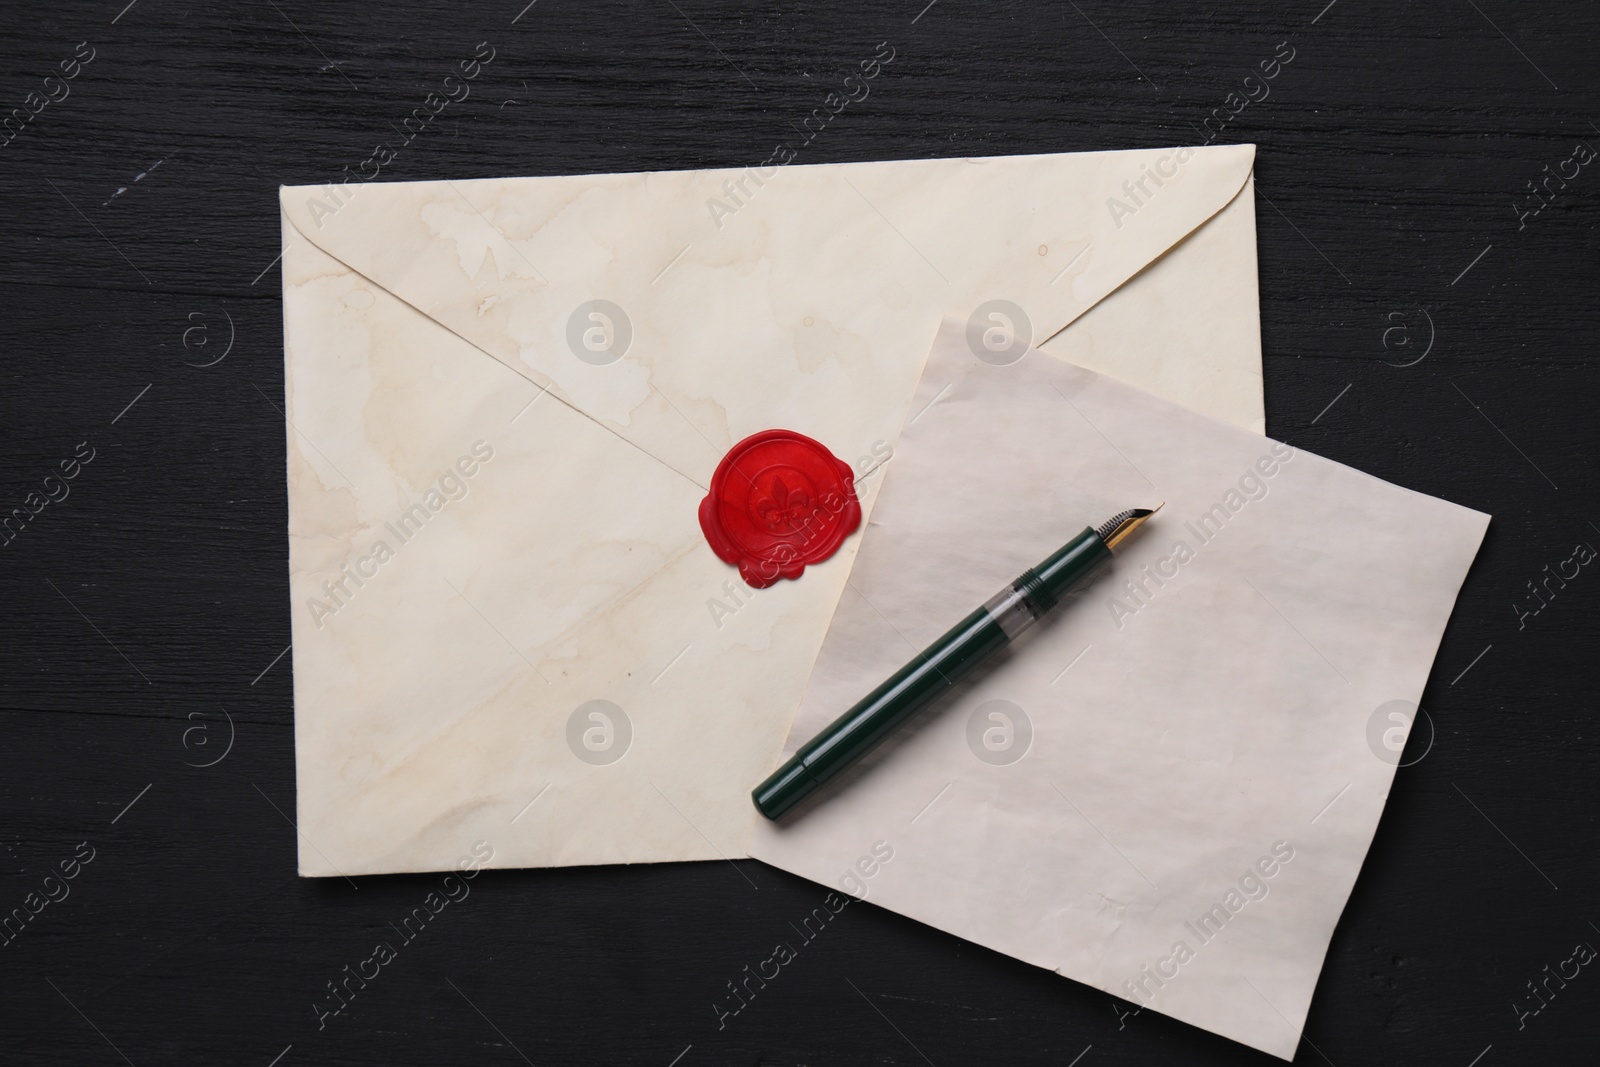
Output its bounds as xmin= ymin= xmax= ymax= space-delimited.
xmin=358 ymin=281 xmax=488 ymax=490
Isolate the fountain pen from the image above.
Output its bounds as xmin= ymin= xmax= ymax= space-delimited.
xmin=752 ymin=507 xmax=1160 ymax=820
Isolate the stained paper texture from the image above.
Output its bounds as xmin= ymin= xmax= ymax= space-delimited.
xmin=749 ymin=320 xmax=1488 ymax=1059
xmin=279 ymin=145 xmax=1265 ymax=877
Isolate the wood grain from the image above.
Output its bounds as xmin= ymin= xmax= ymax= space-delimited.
xmin=2 ymin=1 xmax=1596 ymax=1063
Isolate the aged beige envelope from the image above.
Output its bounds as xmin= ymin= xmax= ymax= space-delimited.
xmin=749 ymin=320 xmax=1489 ymax=1059
xmin=279 ymin=145 xmax=1264 ymax=876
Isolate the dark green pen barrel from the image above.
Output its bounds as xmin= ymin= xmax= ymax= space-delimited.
xmin=800 ymin=605 xmax=1006 ymax=768
xmin=751 ymin=528 xmax=1112 ymax=820
xmin=752 ymin=606 xmax=1005 ymax=819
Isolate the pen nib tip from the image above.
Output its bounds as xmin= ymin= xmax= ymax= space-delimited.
xmin=1096 ymin=505 xmax=1161 ymax=551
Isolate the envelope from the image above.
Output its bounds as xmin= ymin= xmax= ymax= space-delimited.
xmin=749 ymin=320 xmax=1489 ymax=1059
xmin=279 ymin=145 xmax=1265 ymax=877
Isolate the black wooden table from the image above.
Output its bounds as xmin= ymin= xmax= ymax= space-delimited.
xmin=2 ymin=2 xmax=1595 ymax=1064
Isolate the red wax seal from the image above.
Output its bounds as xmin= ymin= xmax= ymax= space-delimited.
xmin=699 ymin=429 xmax=862 ymax=589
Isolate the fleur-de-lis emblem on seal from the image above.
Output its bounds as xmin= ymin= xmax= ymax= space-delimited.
xmin=697 ymin=428 xmax=863 ymax=589
xmin=755 ymin=479 xmax=811 ymax=532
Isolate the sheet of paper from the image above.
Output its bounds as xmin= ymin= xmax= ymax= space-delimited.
xmin=749 ymin=320 xmax=1489 ymax=1059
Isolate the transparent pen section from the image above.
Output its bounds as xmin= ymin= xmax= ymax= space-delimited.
xmin=982 ymin=581 xmax=1044 ymax=640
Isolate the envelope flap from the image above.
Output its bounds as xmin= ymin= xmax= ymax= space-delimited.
xmin=280 ymin=145 xmax=1255 ymax=487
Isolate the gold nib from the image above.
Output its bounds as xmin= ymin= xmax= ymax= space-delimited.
xmin=1096 ymin=502 xmax=1163 ymax=551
